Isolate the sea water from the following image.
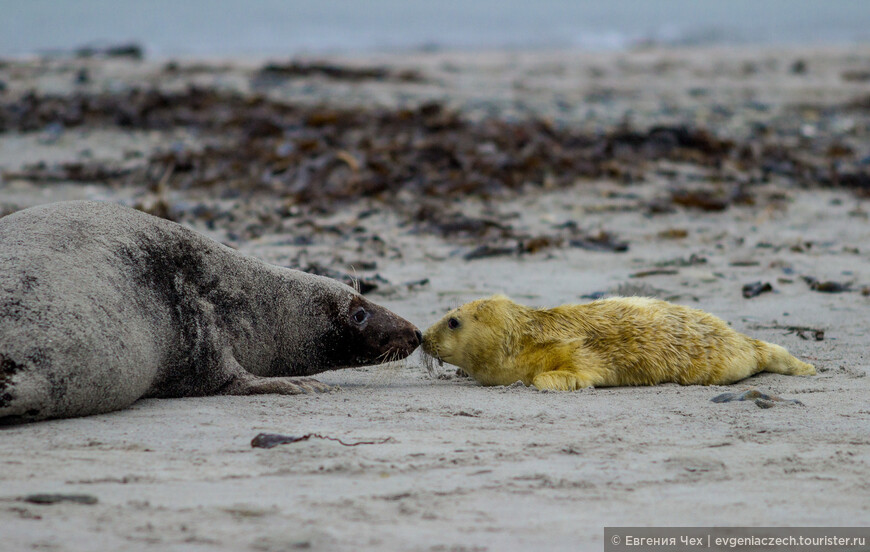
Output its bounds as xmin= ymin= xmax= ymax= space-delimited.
xmin=1 ymin=0 xmax=868 ymax=57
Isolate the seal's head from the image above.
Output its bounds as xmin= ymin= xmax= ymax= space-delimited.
xmin=329 ymin=293 xmax=423 ymax=368
xmin=289 ymin=277 xmax=422 ymax=375
xmin=421 ymin=294 xmax=517 ymax=383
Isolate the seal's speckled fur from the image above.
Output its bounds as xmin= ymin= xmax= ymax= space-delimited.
xmin=422 ymin=295 xmax=815 ymax=390
xmin=0 ymin=201 xmax=420 ymax=424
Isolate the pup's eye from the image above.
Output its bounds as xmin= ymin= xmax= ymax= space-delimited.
xmin=447 ymin=317 xmax=460 ymax=330
xmin=352 ymin=308 xmax=369 ymax=325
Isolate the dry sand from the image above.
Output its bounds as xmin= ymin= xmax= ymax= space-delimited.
xmin=1 ymin=46 xmax=869 ymax=551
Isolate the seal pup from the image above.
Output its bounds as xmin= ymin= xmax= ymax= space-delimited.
xmin=0 ymin=201 xmax=421 ymax=424
xmin=422 ymin=295 xmax=815 ymax=390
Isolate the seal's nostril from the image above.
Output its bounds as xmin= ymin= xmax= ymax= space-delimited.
xmin=414 ymin=330 xmax=423 ymax=344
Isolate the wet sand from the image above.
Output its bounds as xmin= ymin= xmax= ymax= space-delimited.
xmin=1 ymin=45 xmax=869 ymax=551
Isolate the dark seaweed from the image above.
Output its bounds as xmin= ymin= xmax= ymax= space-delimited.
xmin=463 ymin=245 xmax=518 ymax=260
xmin=569 ymin=231 xmax=629 ymax=253
xmin=2 ymin=86 xmax=868 ymax=260
xmin=711 ymin=389 xmax=803 ymax=408
xmin=0 ymin=90 xmax=738 ymax=206
xmin=252 ymin=61 xmax=424 ymax=87
xmin=802 ymin=276 xmax=853 ymax=293
xmin=251 ymin=432 xmax=392 ymax=449
xmin=22 ymin=494 xmax=98 ymax=505
xmin=74 ymin=43 xmax=143 ymax=60
xmin=742 ymin=281 xmax=773 ymax=299
xmin=749 ymin=323 xmax=826 ymax=341
xmin=1 ymin=88 xmax=867 ymax=206
xmin=630 ymin=269 xmax=678 ymax=278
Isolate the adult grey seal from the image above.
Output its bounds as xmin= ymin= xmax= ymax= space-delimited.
xmin=0 ymin=201 xmax=421 ymax=424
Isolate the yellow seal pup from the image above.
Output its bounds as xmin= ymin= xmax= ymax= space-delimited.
xmin=421 ymin=295 xmax=815 ymax=391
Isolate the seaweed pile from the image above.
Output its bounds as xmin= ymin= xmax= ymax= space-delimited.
xmin=3 ymin=87 xmax=868 ymax=208
xmin=0 ymin=88 xmax=731 ymax=201
xmin=2 ymin=83 xmax=869 ymax=269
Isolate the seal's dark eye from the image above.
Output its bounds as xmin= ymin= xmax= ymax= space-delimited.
xmin=447 ymin=317 xmax=460 ymax=330
xmin=352 ymin=308 xmax=369 ymax=325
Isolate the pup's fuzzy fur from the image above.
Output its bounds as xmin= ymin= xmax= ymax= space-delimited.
xmin=422 ymin=295 xmax=815 ymax=390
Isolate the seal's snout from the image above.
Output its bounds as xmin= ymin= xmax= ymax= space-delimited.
xmin=420 ymin=329 xmax=434 ymax=357
xmin=337 ymin=295 xmax=423 ymax=367
xmin=395 ymin=325 xmax=422 ymax=355
xmin=419 ymin=329 xmax=445 ymax=376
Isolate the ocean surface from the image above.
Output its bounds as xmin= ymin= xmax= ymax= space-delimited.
xmin=2 ymin=0 xmax=869 ymax=57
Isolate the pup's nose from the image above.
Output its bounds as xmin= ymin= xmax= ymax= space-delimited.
xmin=414 ymin=329 xmax=423 ymax=345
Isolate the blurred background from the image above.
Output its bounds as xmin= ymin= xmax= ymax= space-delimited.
xmin=2 ymin=0 xmax=869 ymax=57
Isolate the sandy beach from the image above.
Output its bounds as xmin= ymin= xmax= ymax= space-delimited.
xmin=1 ymin=45 xmax=869 ymax=551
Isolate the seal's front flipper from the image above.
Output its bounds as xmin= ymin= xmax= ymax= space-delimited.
xmin=532 ymin=370 xmax=599 ymax=391
xmin=213 ymin=348 xmax=334 ymax=396
xmin=219 ymin=372 xmax=333 ymax=395
xmin=523 ymin=340 xmax=605 ymax=390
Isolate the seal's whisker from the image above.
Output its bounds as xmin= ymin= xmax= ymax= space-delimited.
xmin=366 ymin=347 xmax=407 ymax=388
xmin=349 ymin=266 xmax=361 ymax=294
xmin=420 ymin=345 xmax=441 ymax=377
xmin=376 ymin=347 xmax=398 ymax=364
xmin=382 ymin=348 xmax=403 ymax=367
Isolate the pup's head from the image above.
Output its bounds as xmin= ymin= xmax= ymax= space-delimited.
xmin=421 ymin=294 xmax=515 ymax=377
